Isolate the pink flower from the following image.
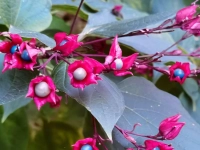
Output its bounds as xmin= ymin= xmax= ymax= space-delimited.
xmin=158 ymin=114 xmax=185 ymax=140
xmin=72 ymin=138 xmax=98 ymax=150
xmin=26 ymin=76 xmax=62 ymax=110
xmin=68 ymin=58 xmax=105 ymax=90
xmin=0 ymin=34 xmax=40 ymax=72
xmin=169 ymin=62 xmax=190 ymax=84
xmin=104 ymin=35 xmax=138 ymax=76
xmin=181 ymin=17 xmax=200 ymax=36
xmin=0 ymin=33 xmax=22 ymax=53
xmin=176 ymin=5 xmax=198 ymax=24
xmin=53 ymin=32 xmax=82 ymax=56
xmin=145 ymin=140 xmax=173 ymax=150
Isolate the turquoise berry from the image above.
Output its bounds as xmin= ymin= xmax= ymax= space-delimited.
xmin=59 ymin=39 xmax=68 ymax=46
xmin=10 ymin=45 xmax=19 ymax=54
xmin=153 ymin=147 xmax=160 ymax=150
xmin=21 ymin=50 xmax=31 ymax=61
xmin=173 ymin=68 xmax=185 ymax=79
xmin=80 ymin=144 xmax=93 ymax=150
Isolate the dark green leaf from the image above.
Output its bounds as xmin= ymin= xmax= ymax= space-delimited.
xmin=182 ymin=78 xmax=199 ymax=110
xmin=28 ymin=120 xmax=82 ymax=150
xmin=52 ymin=61 xmax=125 ymax=139
xmin=179 ymin=92 xmax=200 ymax=125
xmin=0 ymin=107 xmax=29 ymax=150
xmin=2 ymin=96 xmax=31 ymax=122
xmin=52 ymin=5 xmax=88 ymax=21
xmin=113 ymin=76 xmax=200 ymax=149
xmin=0 ymin=0 xmax=52 ymax=31
xmin=0 ymin=54 xmax=38 ymax=105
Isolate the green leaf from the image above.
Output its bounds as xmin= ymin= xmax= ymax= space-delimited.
xmin=52 ymin=61 xmax=125 ymax=139
xmin=2 ymin=96 xmax=31 ymax=122
xmin=28 ymin=120 xmax=82 ymax=150
xmin=0 ymin=107 xmax=29 ymax=150
xmin=113 ymin=76 xmax=200 ymax=149
xmin=40 ymin=95 xmax=87 ymax=129
xmin=45 ymin=16 xmax=70 ymax=33
xmin=182 ymin=78 xmax=200 ymax=111
xmin=52 ymin=5 xmax=88 ymax=21
xmin=9 ymin=26 xmax=56 ymax=48
xmin=151 ymin=0 xmax=184 ymax=13
xmin=179 ymin=92 xmax=200 ymax=125
xmin=79 ymin=10 xmax=175 ymax=39
xmin=0 ymin=54 xmax=38 ymax=105
xmin=120 ymin=0 xmax=152 ymax=13
xmin=84 ymin=0 xmax=148 ymax=19
xmin=0 ymin=0 xmax=52 ymax=31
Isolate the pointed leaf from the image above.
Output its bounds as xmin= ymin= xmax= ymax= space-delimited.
xmin=80 ymin=11 xmax=175 ymax=38
xmin=52 ymin=61 xmax=125 ymax=139
xmin=113 ymin=76 xmax=200 ymax=149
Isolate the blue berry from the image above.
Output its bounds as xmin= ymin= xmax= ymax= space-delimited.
xmin=21 ymin=50 xmax=31 ymax=61
xmin=153 ymin=147 xmax=160 ymax=150
xmin=81 ymin=144 xmax=93 ymax=150
xmin=173 ymin=68 xmax=185 ymax=79
xmin=10 ymin=45 xmax=19 ymax=54
xmin=59 ymin=39 xmax=68 ymax=46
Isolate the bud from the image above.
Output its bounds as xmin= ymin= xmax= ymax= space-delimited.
xmin=176 ymin=5 xmax=198 ymax=24
xmin=111 ymin=5 xmax=123 ymax=18
xmin=171 ymin=49 xmax=182 ymax=55
xmin=145 ymin=140 xmax=173 ymax=150
xmin=181 ymin=17 xmax=200 ymax=36
xmin=124 ymin=134 xmax=136 ymax=144
xmin=158 ymin=114 xmax=185 ymax=140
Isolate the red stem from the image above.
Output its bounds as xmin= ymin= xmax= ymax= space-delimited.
xmin=69 ymin=0 xmax=84 ymax=34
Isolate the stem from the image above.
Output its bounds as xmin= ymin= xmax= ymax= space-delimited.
xmin=69 ymin=0 xmax=84 ymax=34
xmin=83 ymin=37 xmax=112 ymax=46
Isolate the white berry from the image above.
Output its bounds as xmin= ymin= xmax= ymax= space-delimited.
xmin=73 ymin=67 xmax=87 ymax=81
xmin=35 ymin=82 xmax=50 ymax=97
xmin=114 ymin=58 xmax=123 ymax=70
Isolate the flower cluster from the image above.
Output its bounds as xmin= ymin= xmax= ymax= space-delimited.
xmin=0 ymin=33 xmax=40 ymax=72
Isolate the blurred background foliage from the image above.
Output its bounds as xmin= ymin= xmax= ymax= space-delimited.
xmin=0 ymin=0 xmax=200 ymax=149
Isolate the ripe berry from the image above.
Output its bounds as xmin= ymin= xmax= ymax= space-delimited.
xmin=173 ymin=68 xmax=185 ymax=79
xmin=73 ymin=67 xmax=87 ymax=81
xmin=81 ymin=144 xmax=93 ymax=150
xmin=21 ymin=50 xmax=31 ymax=61
xmin=34 ymin=82 xmax=50 ymax=97
xmin=153 ymin=147 xmax=160 ymax=150
xmin=59 ymin=39 xmax=68 ymax=46
xmin=114 ymin=58 xmax=123 ymax=70
xmin=10 ymin=45 xmax=19 ymax=54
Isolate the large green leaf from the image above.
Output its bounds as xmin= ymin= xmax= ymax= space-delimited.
xmin=0 ymin=54 xmax=38 ymax=105
xmin=0 ymin=0 xmax=52 ymax=31
xmin=0 ymin=108 xmax=29 ymax=150
xmin=28 ymin=120 xmax=82 ymax=150
xmin=52 ymin=61 xmax=124 ymax=139
xmin=113 ymin=76 xmax=200 ymax=149
xmin=79 ymin=10 xmax=175 ymax=39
